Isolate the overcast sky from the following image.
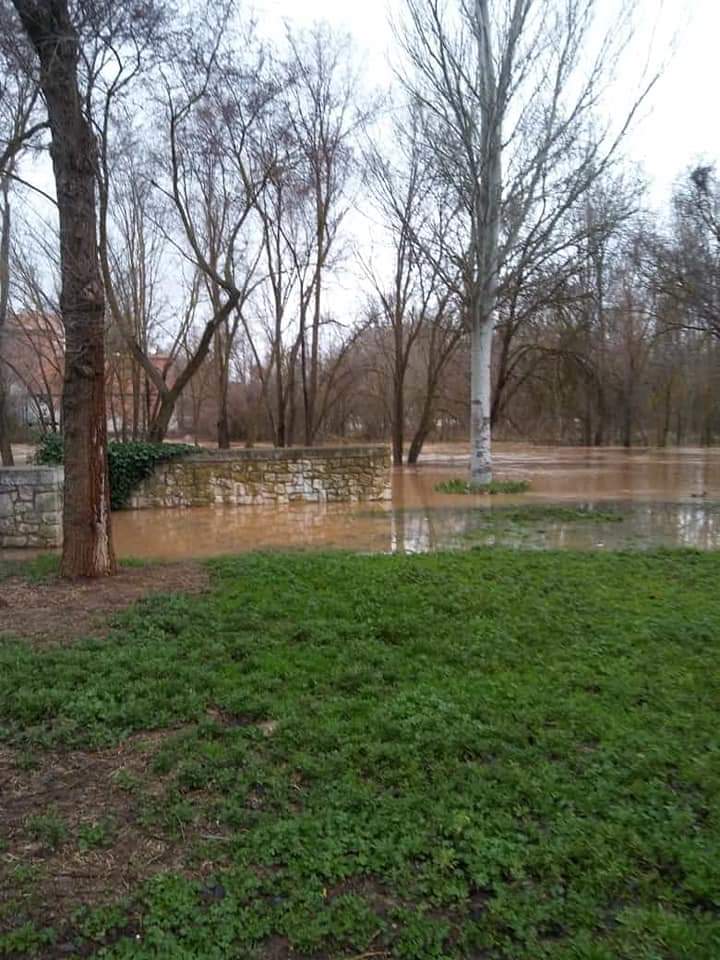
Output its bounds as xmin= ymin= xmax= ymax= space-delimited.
xmin=255 ymin=0 xmax=718 ymax=204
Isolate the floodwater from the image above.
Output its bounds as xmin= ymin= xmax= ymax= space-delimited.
xmin=108 ymin=444 xmax=720 ymax=559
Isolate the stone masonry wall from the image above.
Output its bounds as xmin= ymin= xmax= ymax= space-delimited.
xmin=130 ymin=446 xmax=392 ymax=509
xmin=0 ymin=466 xmax=64 ymax=548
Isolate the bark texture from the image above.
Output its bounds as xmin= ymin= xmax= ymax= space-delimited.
xmin=12 ymin=0 xmax=115 ymax=576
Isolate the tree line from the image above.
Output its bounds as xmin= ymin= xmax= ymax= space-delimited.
xmin=0 ymin=0 xmax=716 ymax=576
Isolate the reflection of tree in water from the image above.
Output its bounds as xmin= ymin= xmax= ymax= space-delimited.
xmin=390 ymin=500 xmax=720 ymax=554
xmin=645 ymin=502 xmax=720 ymax=550
xmin=114 ymin=492 xmax=720 ymax=560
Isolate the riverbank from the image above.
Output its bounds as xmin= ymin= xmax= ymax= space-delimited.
xmin=2 ymin=548 xmax=719 ymax=958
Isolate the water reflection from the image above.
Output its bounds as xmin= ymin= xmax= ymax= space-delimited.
xmin=109 ymin=445 xmax=720 ymax=560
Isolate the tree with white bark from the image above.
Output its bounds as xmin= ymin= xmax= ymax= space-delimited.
xmin=397 ymin=0 xmax=656 ymax=484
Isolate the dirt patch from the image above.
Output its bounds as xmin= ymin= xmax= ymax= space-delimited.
xmin=0 ymin=729 xmax=224 ymax=942
xmin=0 ymin=562 xmax=210 ymax=644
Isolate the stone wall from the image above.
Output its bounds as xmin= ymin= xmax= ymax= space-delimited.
xmin=0 ymin=466 xmax=63 ymax=548
xmin=129 ymin=446 xmax=392 ymax=509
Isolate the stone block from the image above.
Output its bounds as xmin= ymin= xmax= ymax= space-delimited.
xmin=1 ymin=535 xmax=28 ymax=548
xmin=125 ymin=446 xmax=392 ymax=511
xmin=35 ymin=491 xmax=61 ymax=513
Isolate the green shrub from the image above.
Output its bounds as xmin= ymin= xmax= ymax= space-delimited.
xmin=35 ymin=435 xmax=196 ymax=509
xmin=435 ymin=477 xmax=530 ymax=495
xmin=77 ymin=818 xmax=116 ymax=851
xmin=33 ymin=430 xmax=63 ymax=464
xmin=25 ymin=810 xmax=68 ymax=851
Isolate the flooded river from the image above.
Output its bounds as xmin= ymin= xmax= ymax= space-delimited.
xmin=110 ymin=445 xmax=720 ymax=559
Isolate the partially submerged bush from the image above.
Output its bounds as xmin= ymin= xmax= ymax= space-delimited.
xmin=435 ymin=477 xmax=530 ymax=495
xmin=35 ymin=435 xmax=196 ymax=509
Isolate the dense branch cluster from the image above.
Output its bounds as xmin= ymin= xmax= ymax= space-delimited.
xmin=0 ymin=0 xmax=717 ymax=573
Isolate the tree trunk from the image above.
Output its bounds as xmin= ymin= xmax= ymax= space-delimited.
xmin=392 ymin=375 xmax=404 ymax=467
xmin=676 ymin=410 xmax=684 ymax=447
xmin=658 ymin=379 xmax=672 ymax=447
xmin=491 ymin=325 xmax=513 ymax=428
xmin=470 ymin=319 xmax=493 ymax=485
xmin=407 ymin=405 xmax=433 ymax=465
xmin=622 ymin=391 xmax=633 ymax=448
xmin=593 ymin=383 xmax=606 ymax=446
xmin=131 ymin=362 xmax=141 ymax=440
xmin=300 ymin=304 xmax=310 ymax=446
xmin=0 ymin=376 xmax=12 ymax=466
xmin=217 ymin=393 xmax=230 ymax=448
xmin=13 ymin=0 xmax=115 ymax=576
xmin=147 ymin=392 xmax=177 ymax=443
xmin=0 ymin=181 xmax=14 ymax=466
xmin=306 ymin=265 xmax=321 ymax=447
xmin=215 ymin=325 xmax=230 ymax=449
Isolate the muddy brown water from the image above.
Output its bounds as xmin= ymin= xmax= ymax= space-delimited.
xmin=104 ymin=445 xmax=720 ymax=559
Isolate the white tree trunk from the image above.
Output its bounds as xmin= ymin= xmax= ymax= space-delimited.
xmin=470 ymin=317 xmax=493 ymax=485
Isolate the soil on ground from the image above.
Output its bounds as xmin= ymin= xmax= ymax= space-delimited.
xmin=0 ymin=563 xmax=210 ymax=644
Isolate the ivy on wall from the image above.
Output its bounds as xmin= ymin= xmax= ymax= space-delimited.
xmin=35 ymin=435 xmax=197 ymax=509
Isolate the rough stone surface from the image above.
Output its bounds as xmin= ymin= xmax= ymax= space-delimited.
xmin=130 ymin=446 xmax=392 ymax=510
xmin=0 ymin=450 xmax=391 ymax=549
xmin=0 ymin=466 xmax=64 ymax=549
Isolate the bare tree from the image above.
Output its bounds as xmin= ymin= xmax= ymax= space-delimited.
xmin=0 ymin=21 xmax=45 ymax=464
xmin=364 ymin=112 xmax=430 ymax=465
xmin=283 ymin=24 xmax=364 ymax=445
xmin=653 ymin=167 xmax=720 ymax=344
xmin=364 ymin=102 xmax=465 ymax=465
xmin=398 ymin=0 xmax=656 ymax=483
xmin=127 ymin=17 xmax=276 ymax=442
xmin=4 ymin=239 xmax=65 ymax=434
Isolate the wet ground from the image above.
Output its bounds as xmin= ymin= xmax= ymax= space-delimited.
xmin=107 ymin=445 xmax=720 ymax=559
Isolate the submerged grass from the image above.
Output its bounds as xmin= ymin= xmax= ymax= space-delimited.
xmin=1 ymin=548 xmax=720 ymax=958
xmin=479 ymin=504 xmax=624 ymax=524
xmin=436 ymin=478 xmax=530 ymax=495
xmin=461 ymin=504 xmax=626 ymax=538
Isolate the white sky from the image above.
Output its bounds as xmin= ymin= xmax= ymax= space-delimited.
xmin=14 ymin=0 xmax=720 ymax=329
xmin=255 ymin=0 xmax=720 ymax=204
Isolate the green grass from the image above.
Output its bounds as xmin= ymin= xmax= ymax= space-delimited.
xmin=436 ymin=478 xmax=530 ymax=495
xmin=478 ymin=505 xmax=624 ymax=524
xmin=1 ymin=549 xmax=720 ymax=958
xmin=24 ymin=810 xmax=68 ymax=852
xmin=0 ymin=553 xmax=60 ymax=583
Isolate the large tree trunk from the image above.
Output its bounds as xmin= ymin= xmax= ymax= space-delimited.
xmin=13 ymin=0 xmax=115 ymax=576
xmin=0 ymin=181 xmax=14 ymax=466
xmin=470 ymin=319 xmax=494 ymax=485
xmin=468 ymin=0 xmax=502 ymax=487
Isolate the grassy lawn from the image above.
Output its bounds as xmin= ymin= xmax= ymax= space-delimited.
xmin=1 ymin=548 xmax=719 ymax=958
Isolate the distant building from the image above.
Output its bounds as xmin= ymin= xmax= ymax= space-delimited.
xmin=3 ymin=313 xmax=181 ymax=438
xmin=3 ymin=311 xmax=64 ymax=431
